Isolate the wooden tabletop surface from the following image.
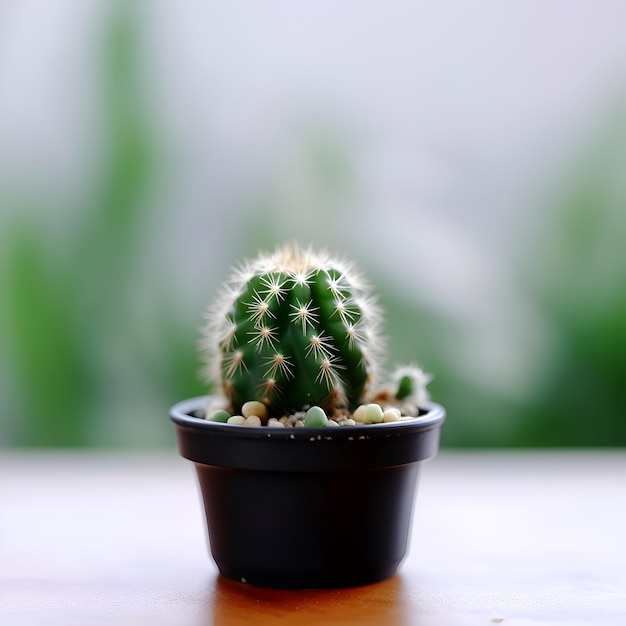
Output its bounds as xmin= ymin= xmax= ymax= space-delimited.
xmin=1 ymin=450 xmax=624 ymax=625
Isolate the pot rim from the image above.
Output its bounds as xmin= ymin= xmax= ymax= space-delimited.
xmin=170 ymin=395 xmax=446 ymax=442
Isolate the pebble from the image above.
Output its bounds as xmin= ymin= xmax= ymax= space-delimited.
xmin=383 ymin=409 xmax=401 ymax=422
xmin=242 ymin=401 xmax=267 ymax=422
xmin=206 ymin=409 xmax=231 ymax=423
xmin=305 ymin=406 xmax=328 ymax=427
xmin=220 ymin=400 xmax=411 ymax=428
xmin=352 ymin=405 xmax=367 ymax=423
xmin=365 ymin=403 xmax=384 ymax=424
xmin=227 ymin=415 xmax=246 ymax=425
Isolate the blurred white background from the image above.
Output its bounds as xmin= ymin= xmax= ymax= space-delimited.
xmin=1 ymin=0 xmax=625 ymax=446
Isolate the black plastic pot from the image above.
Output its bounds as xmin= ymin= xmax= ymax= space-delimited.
xmin=170 ymin=396 xmax=445 ymax=589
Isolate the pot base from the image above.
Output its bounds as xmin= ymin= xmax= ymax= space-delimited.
xmin=195 ymin=463 xmax=421 ymax=589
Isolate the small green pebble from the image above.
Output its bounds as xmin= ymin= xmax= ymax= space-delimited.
xmin=207 ymin=409 xmax=231 ymax=423
xmin=305 ymin=405 xmax=328 ymax=427
xmin=365 ymin=403 xmax=384 ymax=424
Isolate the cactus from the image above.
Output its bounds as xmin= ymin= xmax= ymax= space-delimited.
xmin=201 ymin=245 xmax=384 ymax=416
xmin=367 ymin=364 xmax=432 ymax=418
xmin=392 ymin=365 xmax=432 ymax=406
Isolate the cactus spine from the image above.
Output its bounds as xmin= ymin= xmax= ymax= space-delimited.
xmin=201 ymin=245 xmax=384 ymax=416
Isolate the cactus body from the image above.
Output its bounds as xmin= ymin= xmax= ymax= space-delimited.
xmin=202 ymin=246 xmax=383 ymax=416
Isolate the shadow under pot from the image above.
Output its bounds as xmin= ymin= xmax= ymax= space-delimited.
xmin=170 ymin=395 xmax=445 ymax=589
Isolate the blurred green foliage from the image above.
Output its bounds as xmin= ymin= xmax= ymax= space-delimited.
xmin=1 ymin=4 xmax=624 ymax=447
xmin=0 ymin=5 xmax=204 ymax=446
xmin=516 ymin=108 xmax=626 ymax=446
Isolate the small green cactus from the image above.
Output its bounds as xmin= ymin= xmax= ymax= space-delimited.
xmin=201 ymin=245 xmax=384 ymax=416
xmin=392 ymin=365 xmax=432 ymax=406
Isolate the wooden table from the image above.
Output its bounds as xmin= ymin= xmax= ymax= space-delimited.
xmin=1 ymin=451 xmax=624 ymax=625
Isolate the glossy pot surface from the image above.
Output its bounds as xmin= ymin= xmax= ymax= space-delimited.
xmin=170 ymin=396 xmax=445 ymax=588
